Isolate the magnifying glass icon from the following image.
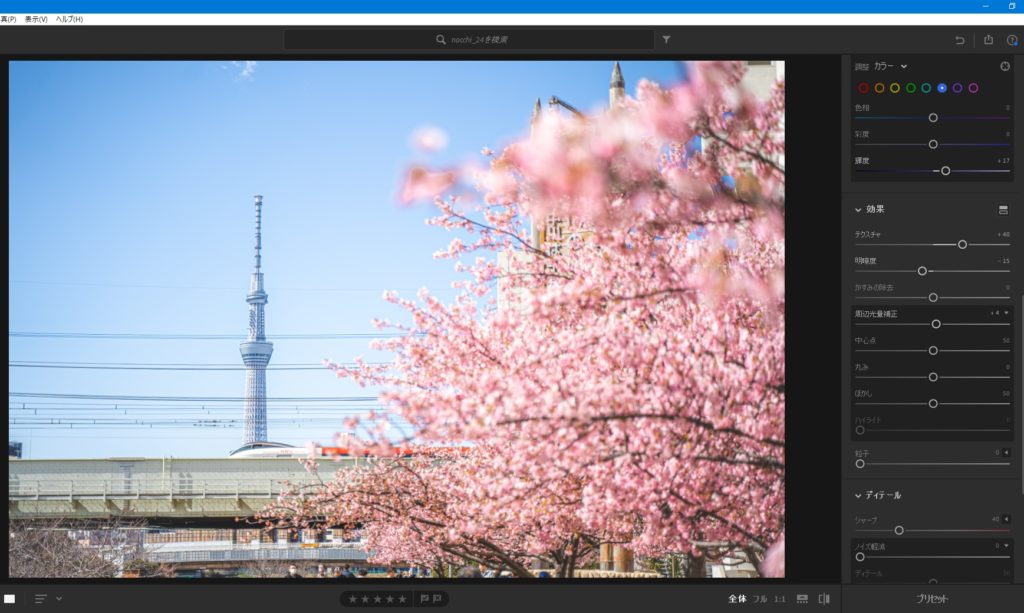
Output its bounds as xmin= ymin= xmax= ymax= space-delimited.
xmin=435 ymin=34 xmax=446 ymax=45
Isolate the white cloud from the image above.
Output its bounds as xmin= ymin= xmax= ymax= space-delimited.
xmin=231 ymin=60 xmax=258 ymax=80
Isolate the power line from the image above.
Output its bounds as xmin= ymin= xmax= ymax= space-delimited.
xmin=8 ymin=407 xmax=404 ymax=420
xmin=10 ymin=418 xmax=399 ymax=426
xmin=10 ymin=407 xmax=383 ymax=412
xmin=10 ymin=331 xmax=414 ymax=340
xmin=10 ymin=280 xmax=458 ymax=292
xmin=8 ymin=360 xmax=386 ymax=371
xmin=8 ymin=434 xmax=342 ymax=440
xmin=16 ymin=361 xmax=318 ymax=366
xmin=8 ymin=426 xmax=387 ymax=431
xmin=6 ymin=434 xmax=278 ymax=440
xmin=9 ymin=407 xmax=381 ymax=412
xmin=9 ymin=405 xmax=380 ymax=409
xmin=10 ymin=393 xmax=378 ymax=402
xmin=8 ymin=401 xmax=385 ymax=408
xmin=11 ymin=364 xmax=324 ymax=371
xmin=10 ymin=415 xmax=409 ymax=430
xmin=12 ymin=364 xmax=323 ymax=371
xmin=10 ymin=419 xmax=369 ymax=425
xmin=10 ymin=361 xmax=382 ymax=367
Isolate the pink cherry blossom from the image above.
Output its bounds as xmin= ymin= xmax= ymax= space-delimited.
xmin=398 ymin=166 xmax=456 ymax=204
xmin=760 ymin=534 xmax=785 ymax=578
xmin=270 ymin=61 xmax=785 ymax=577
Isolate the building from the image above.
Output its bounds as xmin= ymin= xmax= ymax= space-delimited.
xmin=730 ymin=61 xmax=785 ymax=183
xmin=497 ymin=62 xmax=620 ymax=312
xmin=9 ymin=440 xmax=23 ymax=458
xmin=740 ymin=60 xmax=785 ymax=102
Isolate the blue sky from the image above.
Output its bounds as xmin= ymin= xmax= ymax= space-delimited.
xmin=8 ymin=60 xmax=684 ymax=459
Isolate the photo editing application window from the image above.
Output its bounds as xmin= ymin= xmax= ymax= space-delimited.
xmin=2 ymin=1 xmax=1024 ymax=611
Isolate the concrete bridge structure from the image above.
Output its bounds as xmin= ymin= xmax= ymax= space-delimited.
xmin=8 ymin=456 xmax=359 ymax=523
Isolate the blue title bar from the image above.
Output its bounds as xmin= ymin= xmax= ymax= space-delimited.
xmin=0 ymin=1 xmax=1020 ymax=13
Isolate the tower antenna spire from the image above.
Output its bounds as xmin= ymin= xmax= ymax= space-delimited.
xmin=253 ymin=194 xmax=263 ymax=272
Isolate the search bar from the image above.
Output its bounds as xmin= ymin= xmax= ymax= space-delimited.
xmin=284 ymin=29 xmax=655 ymax=51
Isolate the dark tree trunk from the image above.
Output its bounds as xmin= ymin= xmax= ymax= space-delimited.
xmin=687 ymin=553 xmax=706 ymax=578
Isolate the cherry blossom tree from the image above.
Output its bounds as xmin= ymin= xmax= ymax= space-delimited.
xmin=260 ymin=447 xmax=602 ymax=577
xmin=273 ymin=61 xmax=785 ymax=576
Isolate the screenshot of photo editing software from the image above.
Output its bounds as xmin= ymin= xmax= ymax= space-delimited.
xmin=3 ymin=1 xmax=1024 ymax=611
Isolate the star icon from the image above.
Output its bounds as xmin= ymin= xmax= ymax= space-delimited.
xmin=374 ymin=595 xmax=382 ymax=603
xmin=349 ymin=596 xmax=357 ymax=603
xmin=386 ymin=596 xmax=394 ymax=603
xmin=399 ymin=596 xmax=407 ymax=603
xmin=362 ymin=596 xmax=369 ymax=603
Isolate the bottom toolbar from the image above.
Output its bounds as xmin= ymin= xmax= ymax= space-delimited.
xmin=7 ymin=584 xmax=1024 ymax=612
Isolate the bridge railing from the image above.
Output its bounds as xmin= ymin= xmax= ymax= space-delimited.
xmin=144 ymin=543 xmax=370 ymax=563
xmin=9 ymin=477 xmax=325 ymax=500
xmin=144 ymin=540 xmax=366 ymax=553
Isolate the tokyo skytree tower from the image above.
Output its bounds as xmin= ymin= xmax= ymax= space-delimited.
xmin=239 ymin=195 xmax=273 ymax=445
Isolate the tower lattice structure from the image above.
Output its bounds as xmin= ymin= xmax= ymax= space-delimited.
xmin=240 ymin=195 xmax=273 ymax=445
